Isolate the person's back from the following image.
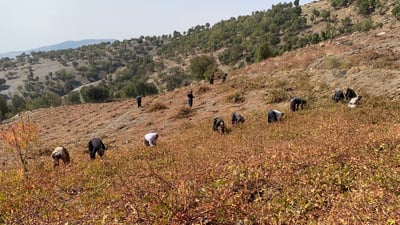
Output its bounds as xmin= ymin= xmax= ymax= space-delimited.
xmin=136 ymin=95 xmax=142 ymax=108
xmin=209 ymin=73 xmax=215 ymax=85
xmin=231 ymin=112 xmax=245 ymax=125
xmin=222 ymin=73 xmax=228 ymax=83
xmin=213 ymin=117 xmax=225 ymax=134
xmin=290 ymin=98 xmax=306 ymax=111
xmin=332 ymin=88 xmax=345 ymax=102
xmin=51 ymin=146 xmax=70 ymax=167
xmin=187 ymin=91 xmax=195 ymax=107
xmin=144 ymin=132 xmax=159 ymax=146
xmin=88 ymin=138 xmax=106 ymax=160
xmin=268 ymin=109 xmax=283 ymax=123
xmin=345 ymin=88 xmax=357 ymax=100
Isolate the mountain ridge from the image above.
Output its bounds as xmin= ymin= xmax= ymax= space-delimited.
xmin=0 ymin=39 xmax=116 ymax=58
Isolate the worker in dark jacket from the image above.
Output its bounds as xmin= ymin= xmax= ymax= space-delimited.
xmin=345 ymin=88 xmax=357 ymax=101
xmin=209 ymin=73 xmax=215 ymax=85
xmin=332 ymin=88 xmax=345 ymax=102
xmin=290 ymin=98 xmax=306 ymax=112
xmin=88 ymin=138 xmax=106 ymax=160
xmin=222 ymin=73 xmax=228 ymax=83
xmin=136 ymin=95 xmax=142 ymax=108
xmin=213 ymin=117 xmax=226 ymax=134
xmin=187 ymin=90 xmax=195 ymax=108
xmin=231 ymin=112 xmax=245 ymax=125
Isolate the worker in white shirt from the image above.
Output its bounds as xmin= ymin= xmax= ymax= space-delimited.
xmin=144 ymin=132 xmax=159 ymax=147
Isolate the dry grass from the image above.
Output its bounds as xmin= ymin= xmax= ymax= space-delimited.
xmin=1 ymin=99 xmax=400 ymax=224
xmin=146 ymin=101 xmax=168 ymax=112
xmin=175 ymin=106 xmax=194 ymax=118
xmin=2 ymin=9 xmax=400 ymax=224
xmin=197 ymin=84 xmax=211 ymax=93
xmin=227 ymin=91 xmax=246 ymax=104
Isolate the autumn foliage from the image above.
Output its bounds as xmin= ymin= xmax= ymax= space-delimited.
xmin=1 ymin=98 xmax=400 ymax=224
xmin=0 ymin=117 xmax=37 ymax=173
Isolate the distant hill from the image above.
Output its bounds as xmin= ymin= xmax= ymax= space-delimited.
xmin=0 ymin=39 xmax=116 ymax=58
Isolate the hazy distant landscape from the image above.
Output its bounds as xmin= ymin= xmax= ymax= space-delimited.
xmin=0 ymin=39 xmax=116 ymax=58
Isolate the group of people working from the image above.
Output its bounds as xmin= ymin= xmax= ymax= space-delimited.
xmin=51 ymin=133 xmax=159 ymax=167
xmin=52 ymin=76 xmax=360 ymax=168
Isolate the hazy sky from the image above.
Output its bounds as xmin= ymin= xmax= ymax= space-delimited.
xmin=0 ymin=0 xmax=314 ymax=53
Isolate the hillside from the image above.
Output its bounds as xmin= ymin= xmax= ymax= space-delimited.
xmin=1 ymin=20 xmax=400 ymax=223
xmin=1 ymin=0 xmax=398 ymax=115
xmin=2 ymin=20 xmax=399 ymax=151
xmin=2 ymin=0 xmax=400 ymax=224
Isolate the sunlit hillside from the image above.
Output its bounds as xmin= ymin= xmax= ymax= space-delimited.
xmin=1 ymin=94 xmax=400 ymax=224
xmin=2 ymin=0 xmax=400 ymax=224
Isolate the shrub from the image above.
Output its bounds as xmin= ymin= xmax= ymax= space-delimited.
xmin=0 ymin=95 xmax=9 ymax=121
xmin=392 ymin=4 xmax=400 ymax=20
xmin=189 ymin=55 xmax=217 ymax=80
xmin=122 ymin=80 xmax=159 ymax=98
xmin=227 ymin=91 xmax=245 ymax=103
xmin=353 ymin=18 xmax=374 ymax=32
xmin=80 ymin=85 xmax=110 ymax=103
xmin=64 ymin=91 xmax=82 ymax=105
xmin=356 ymin=0 xmax=376 ymax=15
xmin=175 ymin=106 xmax=193 ymax=118
xmin=29 ymin=93 xmax=62 ymax=110
xmin=146 ymin=101 xmax=168 ymax=112
xmin=197 ymin=85 xmax=210 ymax=93
xmin=331 ymin=0 xmax=350 ymax=9
xmin=265 ymin=89 xmax=287 ymax=103
xmin=325 ymin=56 xmax=340 ymax=69
xmin=0 ymin=118 xmax=38 ymax=174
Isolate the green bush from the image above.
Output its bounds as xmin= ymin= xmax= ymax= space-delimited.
xmin=162 ymin=67 xmax=192 ymax=91
xmin=81 ymin=85 xmax=110 ymax=103
xmin=331 ymin=0 xmax=350 ymax=9
xmin=0 ymin=95 xmax=9 ymax=121
xmin=392 ymin=4 xmax=400 ymax=20
xmin=189 ymin=55 xmax=217 ymax=80
xmin=356 ymin=0 xmax=376 ymax=15
xmin=353 ymin=18 xmax=374 ymax=32
xmin=255 ymin=43 xmax=273 ymax=62
xmin=29 ymin=92 xmax=62 ymax=110
xmin=64 ymin=91 xmax=82 ymax=105
xmin=10 ymin=95 xmax=26 ymax=114
xmin=122 ymin=80 xmax=158 ymax=98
